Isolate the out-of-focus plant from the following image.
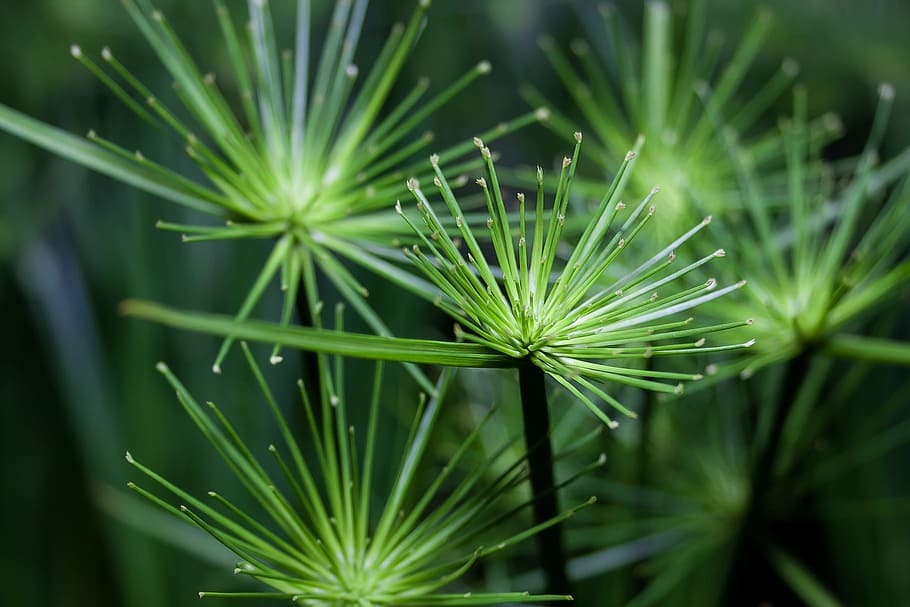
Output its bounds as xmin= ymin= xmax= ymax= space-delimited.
xmin=0 ymin=0 xmax=542 ymax=383
xmin=525 ymin=0 xmax=840 ymax=233
xmin=704 ymin=84 xmax=910 ymax=378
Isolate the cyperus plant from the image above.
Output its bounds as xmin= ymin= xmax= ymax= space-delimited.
xmin=526 ymin=0 xmax=839 ymax=229
xmin=130 ymin=341 xmax=597 ymax=605
xmin=0 ymin=0 xmax=541 ymax=379
xmin=398 ymin=132 xmax=753 ymax=427
xmin=705 ymin=84 xmax=910 ymax=377
xmin=392 ymin=130 xmax=754 ymax=593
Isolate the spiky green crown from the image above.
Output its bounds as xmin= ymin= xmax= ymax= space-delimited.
xmin=128 ymin=341 xmax=597 ymax=605
xmin=396 ymin=132 xmax=754 ymax=427
xmin=527 ymin=1 xmax=841 ymax=228
xmin=0 ymin=0 xmax=544 ymax=379
xmin=705 ymin=84 xmax=910 ymax=377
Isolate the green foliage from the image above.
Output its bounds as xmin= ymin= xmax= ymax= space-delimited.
xmin=129 ymin=343 xmax=590 ymax=604
xmin=1 ymin=1 xmax=909 ymax=606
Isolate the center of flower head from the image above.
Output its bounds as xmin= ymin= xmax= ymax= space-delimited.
xmin=400 ymin=131 xmax=753 ymax=428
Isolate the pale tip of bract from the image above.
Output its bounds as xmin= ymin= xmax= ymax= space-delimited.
xmin=705 ymin=363 xmax=718 ymax=376
xmin=269 ymin=355 xmax=283 ymax=365
xmin=616 ymin=201 xmax=626 ymax=210
xmin=101 ymin=46 xmax=113 ymax=61
xmin=406 ymin=177 xmax=419 ymax=191
xmin=536 ymin=166 xmax=544 ymax=183
xmin=70 ymin=44 xmax=82 ymax=58
xmin=267 ymin=444 xmax=277 ymax=453
xmin=624 ymin=149 xmax=637 ymax=161
xmin=574 ymin=131 xmax=582 ymax=143
xmin=818 ymin=113 xmax=841 ymax=137
xmin=473 ymin=136 xmax=484 ymax=149
xmin=345 ymin=64 xmax=358 ymax=78
xmin=693 ymin=374 xmax=704 ymax=381
xmin=674 ymin=383 xmax=685 ymax=395
xmin=86 ymin=129 xmax=97 ymax=139
xmin=562 ymin=156 xmax=572 ymax=168
xmin=695 ymin=338 xmax=706 ymax=347
xmin=744 ymin=338 xmax=757 ymax=347
xmin=481 ymin=146 xmax=492 ymax=159
xmin=476 ymin=60 xmax=492 ymax=74
xmin=155 ymin=361 xmax=168 ymax=373
xmin=880 ymin=82 xmax=895 ymax=100
xmin=534 ymin=106 xmax=551 ymax=121
xmin=714 ymin=248 xmax=726 ymax=257
xmin=740 ymin=367 xmax=755 ymax=380
xmin=212 ymin=363 xmax=222 ymax=375
xmin=419 ymin=0 xmax=431 ymax=7
xmin=394 ymin=200 xmax=403 ymax=214
xmin=607 ymin=419 xmax=619 ymax=429
xmin=705 ymin=278 xmax=717 ymax=289
xmin=703 ymin=215 xmax=713 ymax=225
xmin=648 ymin=205 xmax=656 ymax=216
xmin=781 ymin=57 xmax=799 ymax=77
xmin=746 ymin=318 xmax=754 ymax=325
xmin=736 ymin=279 xmax=747 ymax=288
xmin=650 ymin=185 xmax=661 ymax=195
xmin=597 ymin=453 xmax=607 ymax=464
xmin=198 ymin=592 xmax=205 ymax=598
xmin=125 ymin=451 xmax=134 ymax=463
xmin=151 ymin=9 xmax=164 ymax=22
xmin=430 ymin=153 xmax=439 ymax=166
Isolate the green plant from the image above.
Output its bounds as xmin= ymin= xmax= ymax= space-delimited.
xmin=0 ymin=0 xmax=541 ymax=384
xmin=525 ymin=0 xmax=839 ymax=231
xmin=129 ymin=339 xmax=596 ymax=604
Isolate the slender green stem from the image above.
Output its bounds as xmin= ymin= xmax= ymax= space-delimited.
xmin=517 ymin=363 xmax=570 ymax=597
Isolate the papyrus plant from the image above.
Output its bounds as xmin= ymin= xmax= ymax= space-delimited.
xmin=704 ymin=84 xmax=910 ymax=378
xmin=0 ymin=0 xmax=541 ymax=382
xmin=526 ymin=0 xmax=840 ymax=230
xmin=130 ymin=341 xmax=597 ymax=604
xmin=397 ymin=132 xmax=752 ymax=428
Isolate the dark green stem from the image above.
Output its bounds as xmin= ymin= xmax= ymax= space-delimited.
xmin=720 ymin=349 xmax=813 ymax=604
xmin=518 ymin=363 xmax=570 ymax=597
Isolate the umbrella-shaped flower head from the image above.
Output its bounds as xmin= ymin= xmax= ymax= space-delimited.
xmin=128 ymin=344 xmax=595 ymax=605
xmin=396 ymin=133 xmax=753 ymax=427
xmin=0 ymin=0 xmax=542 ymax=376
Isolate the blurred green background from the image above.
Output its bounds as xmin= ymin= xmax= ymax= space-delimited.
xmin=1 ymin=0 xmax=909 ymax=605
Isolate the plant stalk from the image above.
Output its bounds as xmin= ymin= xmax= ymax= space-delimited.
xmin=518 ymin=362 xmax=570 ymax=597
xmin=720 ymin=349 xmax=813 ymax=604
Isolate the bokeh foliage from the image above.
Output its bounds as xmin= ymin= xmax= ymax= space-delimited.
xmin=1 ymin=0 xmax=909 ymax=606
